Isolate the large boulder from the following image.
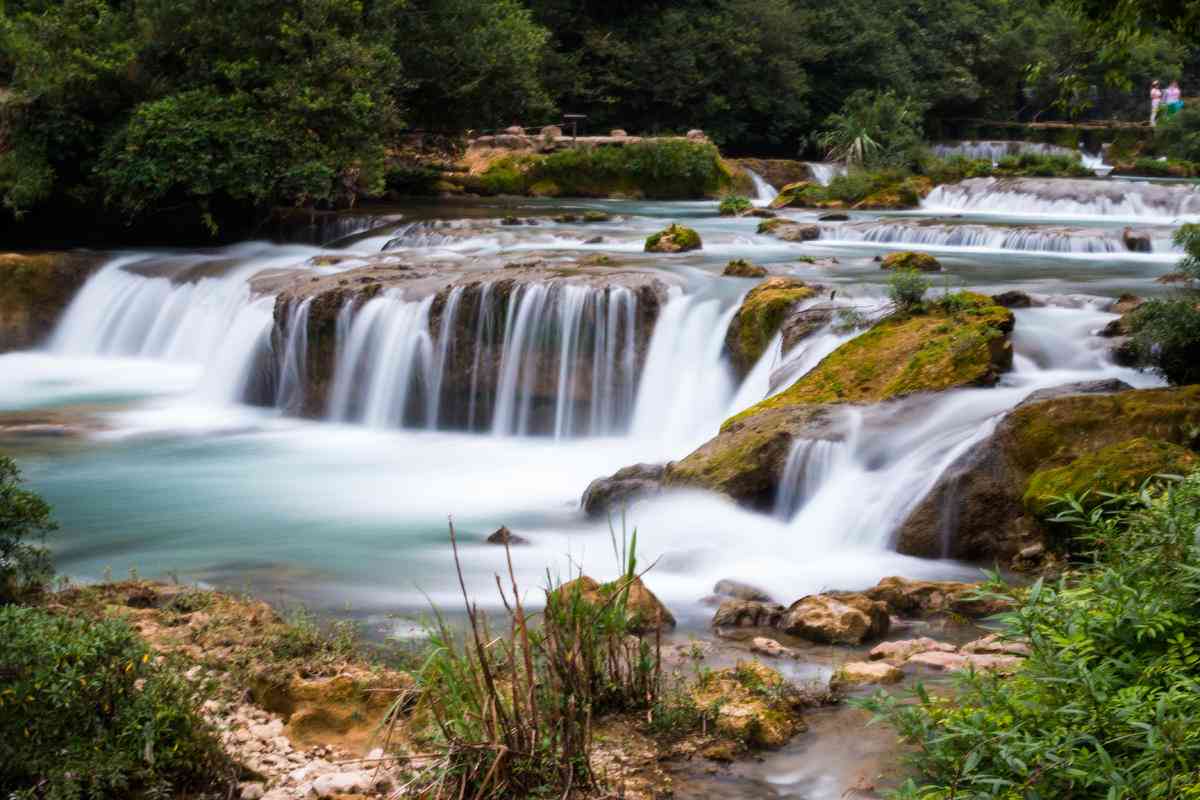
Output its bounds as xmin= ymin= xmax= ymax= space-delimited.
xmin=779 ymin=593 xmax=890 ymax=645
xmin=712 ymin=599 xmax=786 ymax=628
xmin=756 ymin=218 xmax=820 ymax=241
xmin=689 ymin=661 xmax=806 ymax=748
xmin=644 ymin=224 xmax=702 ymax=253
xmin=724 ymin=277 xmax=821 ymax=375
xmin=895 ymin=383 xmax=1200 ymax=560
xmin=667 ymin=294 xmax=1013 ymax=509
xmin=864 ymin=576 xmax=1009 ymax=618
xmin=0 ymin=251 xmax=108 ymax=352
xmin=580 ymin=463 xmax=666 ymax=517
xmin=769 ymin=181 xmax=821 ymax=210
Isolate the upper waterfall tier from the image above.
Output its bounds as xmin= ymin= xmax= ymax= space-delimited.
xmin=922 ymin=177 xmax=1200 ymax=222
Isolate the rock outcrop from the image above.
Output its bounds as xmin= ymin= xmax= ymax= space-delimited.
xmin=550 ymin=575 xmax=675 ymax=633
xmin=724 ymin=277 xmax=821 ymax=376
xmin=0 ymin=251 xmax=108 ymax=352
xmin=729 ymin=159 xmax=813 ymax=190
xmin=779 ymin=593 xmax=890 ymax=645
xmin=895 ymin=382 xmax=1200 ymax=560
xmin=864 ymin=576 xmax=1010 ymax=618
xmin=667 ymin=293 xmax=1014 ymax=509
xmin=723 ymin=259 xmax=768 ymax=278
xmin=689 ymin=661 xmax=807 ymax=748
xmin=756 ymin=218 xmax=820 ymax=241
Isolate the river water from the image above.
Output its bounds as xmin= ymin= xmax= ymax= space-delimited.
xmin=0 ymin=178 xmax=1184 ymax=632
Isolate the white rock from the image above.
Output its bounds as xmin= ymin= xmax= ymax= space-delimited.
xmin=239 ymin=782 xmax=266 ymax=800
xmin=750 ymin=636 xmax=797 ymax=658
xmin=250 ymin=720 xmax=284 ymax=739
xmin=272 ymin=735 xmax=293 ymax=753
xmin=311 ymin=770 xmax=393 ymax=796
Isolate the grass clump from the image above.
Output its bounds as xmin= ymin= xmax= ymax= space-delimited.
xmin=863 ymin=468 xmax=1200 ymax=798
xmin=0 ymin=605 xmax=232 ymax=797
xmin=886 ymin=268 xmax=932 ymax=311
xmin=719 ymin=194 xmax=753 ymax=215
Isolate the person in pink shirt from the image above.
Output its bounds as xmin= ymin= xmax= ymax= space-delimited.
xmin=1165 ymin=80 xmax=1184 ymax=117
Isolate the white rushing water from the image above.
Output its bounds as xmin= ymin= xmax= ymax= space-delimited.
xmin=806 ymin=162 xmax=846 ymax=186
xmin=930 ymin=140 xmax=1076 ymax=163
xmin=746 ymin=168 xmax=780 ymax=206
xmin=923 ymin=177 xmax=1200 ymax=223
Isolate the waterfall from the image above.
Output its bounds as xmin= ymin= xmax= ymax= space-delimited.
xmin=775 ymin=438 xmax=847 ymax=519
xmin=922 ymin=177 xmax=1200 ymax=222
xmin=274 ymin=298 xmax=314 ymax=415
xmin=930 ymin=141 xmax=1076 ymax=163
xmin=806 ymin=162 xmax=846 ymax=186
xmin=817 ymin=220 xmax=1137 ymax=253
xmin=328 ymin=283 xmax=640 ymax=437
xmin=745 ymin=169 xmax=779 ymax=206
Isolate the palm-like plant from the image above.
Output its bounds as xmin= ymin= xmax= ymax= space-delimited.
xmin=816 ymin=89 xmax=924 ymax=168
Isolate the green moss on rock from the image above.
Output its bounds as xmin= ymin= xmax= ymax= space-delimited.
xmin=1023 ymin=438 xmax=1199 ymax=516
xmin=723 ymin=259 xmax=768 ymax=278
xmin=724 ymin=277 xmax=817 ymax=374
xmin=645 ymin=223 xmax=702 ymax=253
xmin=729 ymin=292 xmax=1013 ymax=425
xmin=881 ymin=251 xmax=941 ymax=272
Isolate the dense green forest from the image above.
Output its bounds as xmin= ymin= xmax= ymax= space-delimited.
xmin=0 ymin=0 xmax=1196 ymax=233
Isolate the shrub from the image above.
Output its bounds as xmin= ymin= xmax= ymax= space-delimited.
xmin=0 ymin=455 xmax=55 ymax=603
xmin=816 ymin=89 xmax=926 ymax=169
xmin=886 ymin=268 xmax=931 ymax=311
xmin=719 ymin=194 xmax=753 ymax=215
xmin=0 ymin=605 xmax=232 ymax=796
xmin=862 ymin=469 xmax=1200 ymax=799
xmin=1155 ymin=105 xmax=1200 ymax=163
xmin=1126 ymin=224 xmax=1200 ymax=386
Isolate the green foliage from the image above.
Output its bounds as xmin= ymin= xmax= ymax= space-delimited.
xmin=0 ymin=455 xmax=55 ymax=603
xmin=1128 ymin=299 xmax=1200 ymax=386
xmin=887 ymin=268 xmax=932 ymax=310
xmin=0 ymin=605 xmax=231 ymax=797
xmin=719 ymin=195 xmax=753 ymax=215
xmin=1155 ymin=106 xmax=1200 ymax=164
xmin=817 ymin=90 xmax=925 ymax=169
xmin=862 ymin=469 xmax=1200 ymax=799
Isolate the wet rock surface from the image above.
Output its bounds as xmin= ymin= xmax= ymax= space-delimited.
xmin=581 ymin=462 xmax=667 ymax=517
xmin=0 ymin=251 xmax=108 ymax=352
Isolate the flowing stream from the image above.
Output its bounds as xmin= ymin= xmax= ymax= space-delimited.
xmin=1 ymin=180 xmax=1181 ymax=630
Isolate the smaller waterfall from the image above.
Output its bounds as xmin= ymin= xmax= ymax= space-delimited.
xmin=818 ymin=221 xmax=1137 ymax=253
xmin=806 ymin=162 xmax=846 ymax=186
xmin=274 ymin=298 xmax=313 ymax=415
xmin=931 ymin=141 xmax=1076 ymax=163
xmin=775 ymin=439 xmax=846 ymax=519
xmin=745 ymin=169 xmax=779 ymax=206
xmin=922 ymin=177 xmax=1200 ymax=222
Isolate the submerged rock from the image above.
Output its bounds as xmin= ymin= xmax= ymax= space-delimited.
xmin=868 ymin=637 xmax=957 ymax=664
xmin=880 ymin=251 xmax=941 ymax=272
xmin=580 ymin=463 xmax=666 ymax=517
xmin=0 ymin=251 xmax=108 ymax=352
xmin=779 ymin=593 xmax=890 ymax=645
xmin=895 ymin=383 xmax=1200 ymax=560
xmin=723 ymin=259 xmax=768 ymax=278
xmin=485 ymin=526 xmax=528 ymax=545
xmin=756 ymin=218 xmax=820 ymax=241
xmin=724 ymin=277 xmax=821 ymax=375
xmin=644 ymin=223 xmax=702 ymax=253
xmin=712 ymin=599 xmax=786 ymax=628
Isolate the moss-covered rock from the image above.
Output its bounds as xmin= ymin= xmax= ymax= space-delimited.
xmin=1023 ymin=437 xmax=1198 ymax=516
xmin=645 ymin=223 xmax=702 ymax=253
xmin=689 ymin=661 xmax=807 ymax=748
xmin=719 ymin=195 xmax=754 ymax=216
xmin=881 ymin=251 xmax=941 ymax=272
xmin=724 ymin=277 xmax=819 ymax=375
xmin=723 ymin=259 xmax=768 ymax=279
xmin=549 ymin=575 xmax=675 ymax=633
xmin=729 ymin=292 xmax=1013 ymax=423
xmin=0 ymin=251 xmax=107 ymax=352
xmin=756 ymin=219 xmax=820 ymax=242
xmin=896 ymin=383 xmax=1200 ymax=560
xmin=769 ymin=181 xmax=820 ymax=210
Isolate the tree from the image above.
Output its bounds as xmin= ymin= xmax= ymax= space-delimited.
xmin=0 ymin=455 xmax=55 ymax=603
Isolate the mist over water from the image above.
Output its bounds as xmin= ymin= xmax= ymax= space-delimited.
xmin=1 ymin=178 xmax=1182 ymax=627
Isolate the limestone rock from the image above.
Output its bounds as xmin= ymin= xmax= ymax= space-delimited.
xmin=713 ymin=579 xmax=774 ymax=603
xmin=880 ymin=251 xmax=941 ymax=272
xmin=832 ymin=661 xmax=903 ymax=687
xmin=0 ymin=251 xmax=108 ymax=352
xmin=644 ymin=223 xmax=702 ymax=253
xmin=868 ymin=637 xmax=957 ymax=663
xmin=961 ymin=633 xmax=1031 ymax=657
xmin=991 ymin=290 xmax=1035 ymax=308
xmin=780 ymin=593 xmax=890 ymax=645
xmin=580 ymin=462 xmax=666 ymax=517
xmin=723 ymin=277 xmax=820 ymax=375
xmin=908 ymin=650 xmax=1021 ymax=674
xmin=864 ymin=576 xmax=1009 ymax=619
xmin=751 ymin=636 xmax=798 ymax=658
xmin=713 ymin=599 xmax=786 ymax=628
xmin=690 ymin=661 xmax=805 ymax=748
xmin=551 ymin=575 xmax=675 ymax=633
xmin=756 ymin=217 xmax=821 ymax=241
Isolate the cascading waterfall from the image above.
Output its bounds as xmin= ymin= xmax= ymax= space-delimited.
xmin=806 ymin=162 xmax=846 ymax=186
xmin=775 ymin=438 xmax=848 ymax=519
xmin=923 ymin=177 xmax=1200 ymax=221
xmin=930 ymin=141 xmax=1076 ymax=162
xmin=745 ymin=169 xmax=779 ymax=206
xmin=273 ymin=298 xmax=314 ymax=415
xmin=328 ymin=283 xmax=640 ymax=437
xmin=818 ymin=221 xmax=1134 ymax=253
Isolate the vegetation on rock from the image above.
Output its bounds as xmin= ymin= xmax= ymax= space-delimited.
xmin=724 ymin=277 xmax=819 ymax=374
xmin=645 ymin=223 xmax=703 ymax=253
xmin=723 ymin=259 xmax=768 ymax=278
xmin=881 ymin=251 xmax=942 ymax=272
xmin=1126 ymin=224 xmax=1200 ymax=386
xmin=719 ymin=195 xmax=753 ymax=216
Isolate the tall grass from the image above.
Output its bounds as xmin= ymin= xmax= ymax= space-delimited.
xmin=382 ymin=520 xmax=664 ymax=798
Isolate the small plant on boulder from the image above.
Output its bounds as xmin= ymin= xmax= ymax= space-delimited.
xmin=1127 ymin=223 xmax=1200 ymax=386
xmin=645 ymin=223 xmax=703 ymax=253
xmin=887 ymin=268 xmax=931 ymax=311
xmin=723 ymin=259 xmax=767 ymax=278
xmin=881 ymin=251 xmax=941 ymax=272
xmin=719 ymin=195 xmax=753 ymax=216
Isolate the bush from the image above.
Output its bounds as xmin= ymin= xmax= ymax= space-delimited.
xmin=0 ymin=455 xmax=55 ymax=603
xmin=862 ymin=469 xmax=1200 ymax=799
xmin=816 ymin=89 xmax=926 ymax=169
xmin=719 ymin=194 xmax=753 ymax=215
xmin=0 ymin=605 xmax=231 ymax=796
xmin=1155 ymin=105 xmax=1200 ymax=163
xmin=1126 ymin=224 xmax=1200 ymax=386
xmin=887 ymin=268 xmax=931 ymax=310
